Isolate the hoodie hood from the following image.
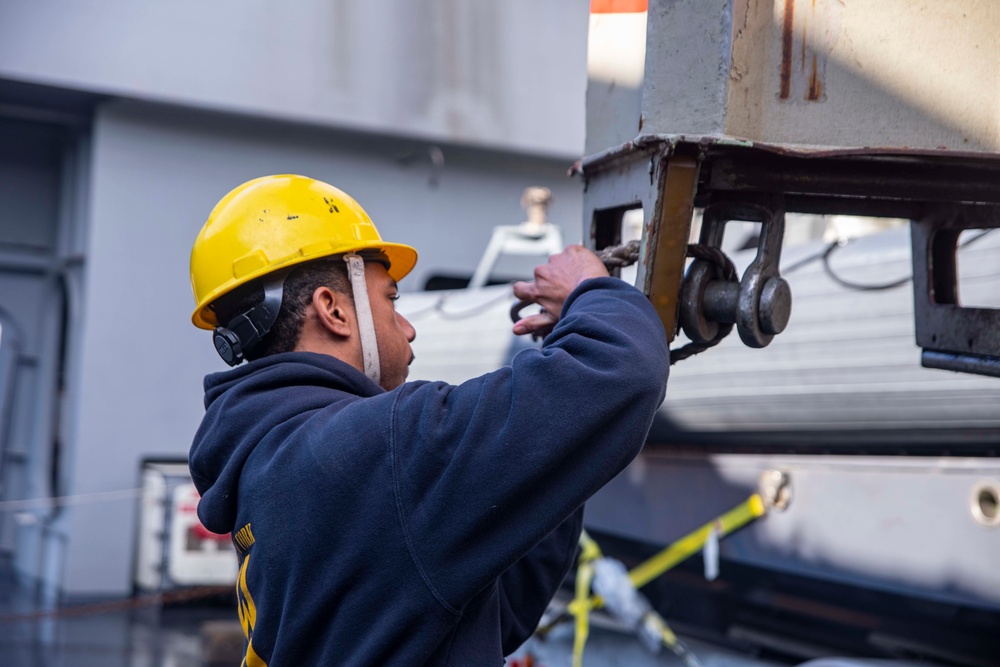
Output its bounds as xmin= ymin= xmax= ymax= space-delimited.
xmin=189 ymin=351 xmax=383 ymax=533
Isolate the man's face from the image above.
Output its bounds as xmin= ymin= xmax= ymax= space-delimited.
xmin=364 ymin=262 xmax=416 ymax=390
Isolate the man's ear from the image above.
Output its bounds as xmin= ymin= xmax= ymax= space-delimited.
xmin=312 ymin=286 xmax=354 ymax=339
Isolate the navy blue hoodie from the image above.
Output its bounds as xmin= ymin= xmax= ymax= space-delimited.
xmin=190 ymin=277 xmax=668 ymax=666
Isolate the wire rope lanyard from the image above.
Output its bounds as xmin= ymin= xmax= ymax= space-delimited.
xmin=549 ymin=493 xmax=767 ymax=667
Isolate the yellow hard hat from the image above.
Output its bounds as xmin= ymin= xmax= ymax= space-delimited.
xmin=190 ymin=174 xmax=417 ymax=330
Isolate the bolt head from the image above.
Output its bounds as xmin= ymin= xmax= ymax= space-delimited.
xmin=759 ymin=277 xmax=792 ymax=335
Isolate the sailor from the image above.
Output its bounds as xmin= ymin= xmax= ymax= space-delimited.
xmin=188 ymin=174 xmax=668 ymax=666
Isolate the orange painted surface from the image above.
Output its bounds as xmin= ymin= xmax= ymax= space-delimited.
xmin=591 ymin=0 xmax=648 ymax=14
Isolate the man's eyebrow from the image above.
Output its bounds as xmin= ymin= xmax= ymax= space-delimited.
xmin=389 ymin=280 xmax=398 ymax=291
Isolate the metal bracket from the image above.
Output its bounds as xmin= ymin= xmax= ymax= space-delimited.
xmin=580 ymin=134 xmax=1000 ymax=369
xmin=911 ymin=205 xmax=1000 ymax=377
xmin=468 ymin=188 xmax=563 ymax=290
xmin=581 ymin=139 xmax=699 ymax=341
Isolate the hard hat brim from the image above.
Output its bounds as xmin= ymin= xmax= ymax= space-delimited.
xmin=191 ymin=241 xmax=418 ymax=330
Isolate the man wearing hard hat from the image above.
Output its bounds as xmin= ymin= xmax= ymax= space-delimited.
xmin=188 ymin=174 xmax=668 ymax=666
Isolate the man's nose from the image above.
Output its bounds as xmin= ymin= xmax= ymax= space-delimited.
xmin=398 ymin=313 xmax=416 ymax=343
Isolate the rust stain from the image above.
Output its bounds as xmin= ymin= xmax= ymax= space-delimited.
xmin=800 ymin=13 xmax=807 ymax=69
xmin=807 ymin=54 xmax=823 ymax=100
xmin=779 ymin=0 xmax=795 ymax=99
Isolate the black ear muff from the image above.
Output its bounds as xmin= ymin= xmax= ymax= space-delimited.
xmin=210 ymin=270 xmax=288 ymax=366
xmin=213 ymin=327 xmax=244 ymax=367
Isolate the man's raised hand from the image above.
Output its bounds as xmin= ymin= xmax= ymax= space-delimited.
xmin=512 ymin=245 xmax=609 ymax=338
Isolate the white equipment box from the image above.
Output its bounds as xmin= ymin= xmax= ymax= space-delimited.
xmin=133 ymin=461 xmax=238 ymax=592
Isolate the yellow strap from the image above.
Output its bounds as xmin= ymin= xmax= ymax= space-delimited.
xmin=568 ymin=531 xmax=603 ymax=667
xmin=627 ymin=493 xmax=765 ymax=589
xmin=568 ymin=559 xmax=594 ymax=667
xmin=578 ymin=529 xmax=603 ymax=563
xmin=660 ymin=621 xmax=678 ymax=647
xmin=561 ymin=496 xmax=765 ymax=664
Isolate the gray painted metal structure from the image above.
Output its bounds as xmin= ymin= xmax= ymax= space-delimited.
xmin=0 ymin=0 xmax=588 ymax=158
xmin=574 ymin=0 xmax=1000 ymax=663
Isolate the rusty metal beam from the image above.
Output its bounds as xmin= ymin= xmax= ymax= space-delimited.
xmin=644 ymin=156 xmax=699 ymax=341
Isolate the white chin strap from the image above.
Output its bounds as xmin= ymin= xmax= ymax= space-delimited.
xmin=343 ymin=254 xmax=381 ymax=386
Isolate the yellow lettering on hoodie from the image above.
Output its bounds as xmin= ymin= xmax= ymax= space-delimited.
xmin=237 ymin=552 xmax=267 ymax=667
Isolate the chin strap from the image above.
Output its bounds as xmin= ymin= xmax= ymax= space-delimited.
xmin=344 ymin=254 xmax=381 ymax=386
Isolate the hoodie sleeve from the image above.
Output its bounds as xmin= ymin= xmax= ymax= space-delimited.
xmin=388 ymin=277 xmax=668 ymax=612
xmin=498 ymin=508 xmax=583 ymax=654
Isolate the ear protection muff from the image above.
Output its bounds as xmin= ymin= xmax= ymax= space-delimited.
xmin=212 ymin=327 xmax=244 ymax=366
xmin=212 ymin=271 xmax=287 ymax=366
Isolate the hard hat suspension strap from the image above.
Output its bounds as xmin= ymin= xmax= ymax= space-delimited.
xmin=344 ymin=254 xmax=381 ymax=386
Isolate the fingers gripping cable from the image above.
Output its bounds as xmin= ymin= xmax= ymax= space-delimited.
xmin=510 ymin=241 xmax=738 ymax=365
xmin=508 ymin=241 xmax=643 ymax=325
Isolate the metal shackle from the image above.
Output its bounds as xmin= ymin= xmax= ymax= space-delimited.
xmin=680 ymin=269 xmax=791 ymax=343
xmin=679 ymin=197 xmax=792 ymax=348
